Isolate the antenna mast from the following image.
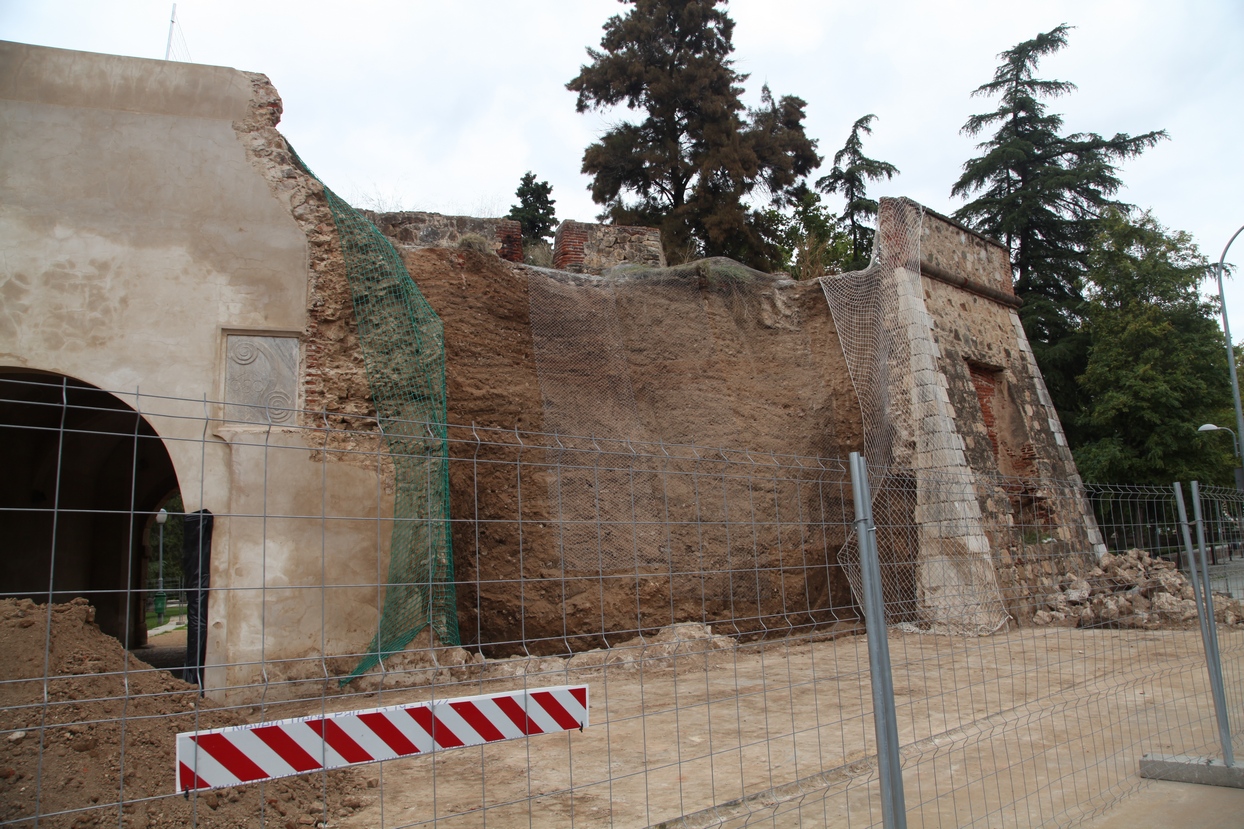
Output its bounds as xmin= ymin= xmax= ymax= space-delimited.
xmin=165 ymin=4 xmax=177 ymax=61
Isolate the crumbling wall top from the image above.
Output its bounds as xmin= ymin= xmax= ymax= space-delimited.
xmin=366 ymin=211 xmax=523 ymax=262
xmin=553 ymin=220 xmax=665 ymax=274
xmin=919 ymin=207 xmax=1015 ymax=300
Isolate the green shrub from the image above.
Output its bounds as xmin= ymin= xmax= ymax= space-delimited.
xmin=457 ymin=233 xmax=494 ymax=256
xmin=524 ymin=241 xmax=553 ymax=267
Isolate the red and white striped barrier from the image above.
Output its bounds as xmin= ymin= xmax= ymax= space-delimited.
xmin=176 ymin=685 xmax=588 ymax=792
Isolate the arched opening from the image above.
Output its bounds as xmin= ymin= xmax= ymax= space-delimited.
xmin=0 ymin=370 xmax=180 ymax=648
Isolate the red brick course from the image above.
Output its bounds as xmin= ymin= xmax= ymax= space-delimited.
xmin=497 ymin=219 xmax=524 ymax=263
xmin=553 ymin=221 xmax=588 ymax=272
xmin=967 ymin=362 xmax=1000 ymax=459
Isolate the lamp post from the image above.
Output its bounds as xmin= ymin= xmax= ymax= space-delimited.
xmin=1199 ymin=423 xmax=1240 ymax=458
xmin=155 ymin=508 xmax=168 ymax=626
xmin=1198 ymin=425 xmax=1241 ymax=564
xmin=1213 ymin=224 xmax=1244 ymax=491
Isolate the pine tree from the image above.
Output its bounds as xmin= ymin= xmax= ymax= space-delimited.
xmin=507 ymin=172 xmax=557 ymax=245
xmin=816 ymin=114 xmax=898 ymax=270
xmin=1074 ymin=210 xmax=1231 ymax=485
xmin=950 ymin=25 xmax=1165 ymax=427
xmin=567 ymin=0 xmax=819 ymax=269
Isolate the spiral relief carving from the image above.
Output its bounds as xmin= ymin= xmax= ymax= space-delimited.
xmin=224 ymin=335 xmax=298 ymax=424
xmin=229 ymin=340 xmax=260 ymax=365
xmin=265 ymin=390 xmax=294 ymax=423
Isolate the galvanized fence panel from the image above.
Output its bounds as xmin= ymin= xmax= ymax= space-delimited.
xmin=0 ymin=378 xmax=1240 ymax=828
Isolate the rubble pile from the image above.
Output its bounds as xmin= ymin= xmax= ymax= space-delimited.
xmin=1034 ymin=548 xmax=1244 ymax=629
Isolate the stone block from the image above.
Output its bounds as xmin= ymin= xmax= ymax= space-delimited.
xmin=552 ymin=220 xmax=664 ymax=274
xmin=225 ymin=335 xmax=298 ymax=425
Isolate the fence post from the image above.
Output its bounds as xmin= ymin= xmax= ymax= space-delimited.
xmin=1190 ymin=482 xmax=1235 ymax=767
xmin=849 ymin=451 xmax=907 ymax=828
xmin=1144 ymin=483 xmax=1242 ymax=786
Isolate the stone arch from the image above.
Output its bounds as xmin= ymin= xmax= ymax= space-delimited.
xmin=0 ymin=369 xmax=181 ymax=647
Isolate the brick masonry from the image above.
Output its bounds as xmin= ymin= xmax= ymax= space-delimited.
xmin=553 ymin=220 xmax=665 ymax=274
xmin=496 ymin=219 xmax=523 ymax=263
xmin=552 ymin=221 xmax=588 ymax=271
xmin=966 ymin=362 xmax=1000 ymax=458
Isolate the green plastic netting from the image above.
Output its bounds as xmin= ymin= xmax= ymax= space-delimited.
xmin=290 ymin=149 xmax=458 ymax=681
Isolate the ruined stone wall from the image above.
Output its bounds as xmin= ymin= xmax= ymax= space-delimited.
xmin=855 ymin=200 xmax=1006 ymax=632
xmin=366 ymin=211 xmax=524 ymax=262
xmin=6 ymin=43 xmax=1113 ymax=699
xmin=921 ymin=208 xmax=1015 ymax=297
xmin=552 ymin=220 xmax=665 ymax=273
xmin=916 ymin=209 xmax=1106 ymax=622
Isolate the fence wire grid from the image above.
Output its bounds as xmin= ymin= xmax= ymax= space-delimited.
xmin=1 ymin=377 xmax=1242 ymax=828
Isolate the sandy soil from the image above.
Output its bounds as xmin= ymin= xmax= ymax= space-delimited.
xmin=147 ymin=630 xmax=187 ymax=649
xmin=3 ymin=596 xmax=1237 ymax=828
xmin=334 ymin=625 xmax=1235 ymax=828
xmin=1082 ymin=779 xmax=1244 ymax=829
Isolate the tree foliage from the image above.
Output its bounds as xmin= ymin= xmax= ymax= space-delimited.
xmin=760 ymin=189 xmax=852 ymax=280
xmin=507 ymin=171 xmax=558 ymax=244
xmin=816 ymin=114 xmax=898 ymax=270
xmin=567 ymin=0 xmax=819 ymax=269
xmin=1073 ymin=210 xmax=1231 ymax=485
xmin=950 ymin=24 xmax=1166 ymax=425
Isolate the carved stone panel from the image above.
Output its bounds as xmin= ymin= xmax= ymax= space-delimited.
xmin=224 ymin=335 xmax=298 ymax=424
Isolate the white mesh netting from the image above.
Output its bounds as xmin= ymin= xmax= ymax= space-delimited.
xmin=819 ymin=198 xmax=1009 ymax=633
xmin=525 ymin=201 xmax=1009 ymax=636
xmin=526 ymin=260 xmax=850 ymax=636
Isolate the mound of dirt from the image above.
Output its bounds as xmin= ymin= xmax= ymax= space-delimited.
xmin=0 ymin=598 xmax=371 ymax=828
xmin=1035 ymin=548 xmax=1244 ymax=629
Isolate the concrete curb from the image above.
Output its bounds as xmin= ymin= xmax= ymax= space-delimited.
xmin=1140 ymin=754 xmax=1244 ymax=789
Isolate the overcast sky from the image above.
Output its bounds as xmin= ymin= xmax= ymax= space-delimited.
xmin=4 ymin=1 xmax=1243 ymax=324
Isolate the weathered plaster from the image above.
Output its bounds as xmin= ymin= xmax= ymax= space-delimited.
xmin=0 ymin=41 xmax=308 ymax=513
xmin=0 ymin=42 xmax=395 ymax=696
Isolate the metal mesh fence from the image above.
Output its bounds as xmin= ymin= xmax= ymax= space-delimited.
xmin=2 ymin=379 xmax=1243 ymax=827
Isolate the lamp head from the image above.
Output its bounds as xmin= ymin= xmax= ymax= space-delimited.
xmin=156 ymin=508 xmax=168 ymax=525
xmin=1199 ymin=424 xmax=1221 ymax=432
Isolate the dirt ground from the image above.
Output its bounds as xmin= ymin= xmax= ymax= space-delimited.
xmin=3 ymin=596 xmax=1237 ymax=828
xmin=1082 ymin=779 xmax=1244 ymax=829
xmin=333 ymin=624 xmax=1235 ymax=829
xmin=0 ymin=599 xmax=375 ymax=828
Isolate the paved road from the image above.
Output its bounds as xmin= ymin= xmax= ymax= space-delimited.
xmin=1085 ymin=779 xmax=1244 ymax=829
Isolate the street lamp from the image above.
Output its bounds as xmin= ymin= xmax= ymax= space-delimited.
xmin=1212 ymin=223 xmax=1244 ymax=491
xmin=155 ymin=508 xmax=168 ymax=626
xmin=1198 ymin=425 xmax=1242 ymax=563
xmin=1199 ymin=424 xmax=1243 ymax=490
xmin=1199 ymin=422 xmax=1240 ymax=454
